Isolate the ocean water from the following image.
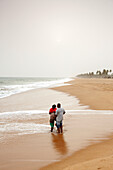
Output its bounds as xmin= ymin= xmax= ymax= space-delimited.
xmin=1 ymin=77 xmax=113 ymax=145
xmin=0 ymin=77 xmax=72 ymax=98
xmin=0 ymin=77 xmax=75 ymax=142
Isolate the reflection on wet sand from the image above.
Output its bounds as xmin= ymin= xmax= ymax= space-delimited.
xmin=51 ymin=133 xmax=68 ymax=155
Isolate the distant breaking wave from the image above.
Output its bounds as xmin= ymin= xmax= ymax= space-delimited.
xmin=0 ymin=77 xmax=72 ymax=98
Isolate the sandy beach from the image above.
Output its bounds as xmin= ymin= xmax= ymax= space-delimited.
xmin=41 ymin=78 xmax=113 ymax=170
xmin=1 ymin=78 xmax=113 ymax=170
xmin=1 ymin=0 xmax=113 ymax=169
xmin=53 ymin=78 xmax=113 ymax=110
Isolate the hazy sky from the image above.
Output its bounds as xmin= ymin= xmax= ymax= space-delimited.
xmin=0 ymin=0 xmax=113 ymax=77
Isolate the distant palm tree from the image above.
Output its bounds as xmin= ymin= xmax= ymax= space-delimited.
xmin=110 ymin=69 xmax=112 ymax=73
xmin=106 ymin=69 xmax=112 ymax=75
xmin=106 ymin=70 xmax=109 ymax=75
xmin=96 ymin=70 xmax=101 ymax=75
xmin=96 ymin=71 xmax=99 ymax=75
xmin=102 ymin=69 xmax=107 ymax=75
xmin=98 ymin=71 xmax=101 ymax=75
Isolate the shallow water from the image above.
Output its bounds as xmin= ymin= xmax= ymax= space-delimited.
xmin=0 ymin=109 xmax=113 ymax=143
xmin=1 ymin=88 xmax=113 ymax=169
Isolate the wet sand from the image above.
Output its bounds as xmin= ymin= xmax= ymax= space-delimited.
xmin=0 ymin=88 xmax=86 ymax=113
xmin=1 ymin=111 xmax=113 ymax=170
xmin=0 ymin=87 xmax=87 ymax=170
xmin=1 ymin=78 xmax=113 ymax=170
xmin=41 ymin=78 xmax=113 ymax=170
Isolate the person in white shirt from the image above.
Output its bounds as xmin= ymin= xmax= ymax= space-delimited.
xmin=55 ymin=103 xmax=65 ymax=133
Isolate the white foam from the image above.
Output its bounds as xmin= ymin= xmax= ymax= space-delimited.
xmin=0 ymin=110 xmax=51 ymax=142
xmin=11 ymin=159 xmax=60 ymax=162
xmin=0 ymin=120 xmax=50 ymax=142
xmin=66 ymin=109 xmax=113 ymax=115
xmin=0 ymin=78 xmax=72 ymax=98
xmin=1 ymin=109 xmax=113 ymax=143
xmin=0 ymin=110 xmax=49 ymax=123
xmin=0 ymin=123 xmax=50 ymax=133
xmin=0 ymin=109 xmax=113 ymax=117
xmin=0 ymin=110 xmax=48 ymax=117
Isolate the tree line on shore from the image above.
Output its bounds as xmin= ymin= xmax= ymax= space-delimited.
xmin=77 ymin=69 xmax=113 ymax=78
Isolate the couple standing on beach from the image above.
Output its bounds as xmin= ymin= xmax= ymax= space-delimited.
xmin=49 ymin=103 xmax=65 ymax=133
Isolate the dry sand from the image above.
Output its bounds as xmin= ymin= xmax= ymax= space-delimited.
xmin=41 ymin=78 xmax=113 ymax=170
xmin=52 ymin=78 xmax=113 ymax=110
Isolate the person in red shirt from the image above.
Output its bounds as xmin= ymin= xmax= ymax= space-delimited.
xmin=49 ymin=104 xmax=57 ymax=132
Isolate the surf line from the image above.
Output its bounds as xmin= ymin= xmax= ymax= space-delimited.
xmin=11 ymin=159 xmax=60 ymax=162
xmin=0 ymin=109 xmax=113 ymax=115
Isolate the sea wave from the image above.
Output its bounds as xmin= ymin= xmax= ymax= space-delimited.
xmin=0 ymin=78 xmax=72 ymax=98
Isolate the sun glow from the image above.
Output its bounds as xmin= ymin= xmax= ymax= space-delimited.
xmin=56 ymin=39 xmax=62 ymax=43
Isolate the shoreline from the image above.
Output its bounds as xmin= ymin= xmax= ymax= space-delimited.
xmin=41 ymin=78 xmax=113 ymax=170
xmin=0 ymin=86 xmax=92 ymax=170
xmin=53 ymin=78 xmax=113 ymax=110
xmin=1 ymin=78 xmax=113 ymax=169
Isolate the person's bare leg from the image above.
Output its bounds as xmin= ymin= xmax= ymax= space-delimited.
xmin=51 ymin=127 xmax=53 ymax=132
xmin=61 ymin=125 xmax=63 ymax=133
xmin=57 ymin=128 xmax=60 ymax=133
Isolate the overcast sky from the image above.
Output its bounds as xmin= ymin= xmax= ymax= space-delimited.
xmin=0 ymin=0 xmax=113 ymax=77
